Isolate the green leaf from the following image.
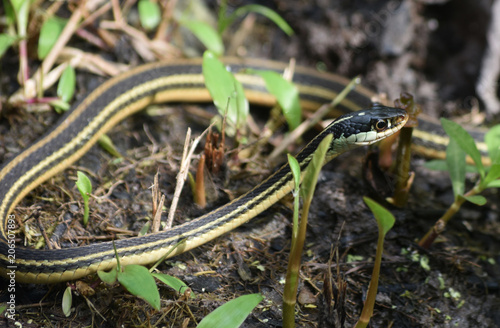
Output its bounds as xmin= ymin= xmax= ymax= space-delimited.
xmin=98 ymin=134 xmax=122 ymax=158
xmin=118 ymin=265 xmax=160 ymax=310
xmin=76 ymin=171 xmax=92 ymax=225
xmin=138 ymin=0 xmax=161 ymax=31
xmin=485 ymin=124 xmax=500 ymax=164
xmin=253 ymin=70 xmax=301 ymax=130
xmin=181 ymin=20 xmax=224 ymax=56
xmin=197 ymin=293 xmax=263 ymax=328
xmin=38 ymin=17 xmax=67 ymax=59
xmin=202 ymin=51 xmax=248 ymax=134
xmin=300 ymin=135 xmax=332 ymax=202
xmin=463 ymin=195 xmax=487 ymax=206
xmin=3 ymin=0 xmax=15 ymax=25
xmin=363 ymin=197 xmax=395 ymax=236
xmin=441 ymin=118 xmax=485 ymax=179
xmin=97 ymin=266 xmax=118 ymax=284
xmin=62 ymin=286 xmax=72 ymax=317
xmin=221 ymin=4 xmax=293 ymax=36
xmin=423 ymin=159 xmax=479 ymax=174
xmin=57 ymin=65 xmax=76 ymax=103
xmin=76 ymin=171 xmax=92 ymax=196
xmin=446 ymin=138 xmax=466 ymax=198
xmin=486 ymin=179 xmax=500 ymax=188
xmin=49 ymin=99 xmax=70 ymax=113
xmin=287 ymin=154 xmax=301 ymax=191
xmin=423 ymin=159 xmax=448 ymax=171
xmin=482 ymin=164 xmax=500 ymax=188
xmin=0 ymin=34 xmax=16 ymax=58
xmin=10 ymin=0 xmax=29 ymax=36
xmin=152 ymin=273 xmax=195 ymax=298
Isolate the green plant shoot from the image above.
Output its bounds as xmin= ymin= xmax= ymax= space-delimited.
xmin=283 ymin=134 xmax=332 ymax=328
xmin=419 ymin=122 xmax=500 ymax=248
xmin=76 ymin=171 xmax=92 ymax=226
xmin=355 ymin=197 xmax=395 ymax=328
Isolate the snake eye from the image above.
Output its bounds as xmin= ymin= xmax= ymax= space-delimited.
xmin=375 ymin=119 xmax=388 ymax=131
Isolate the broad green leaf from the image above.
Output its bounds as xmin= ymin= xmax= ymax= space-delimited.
xmin=485 ymin=124 xmax=500 ymax=164
xmin=482 ymin=164 xmax=500 ymax=188
xmin=97 ymin=266 xmax=118 ymax=284
xmin=181 ymin=20 xmax=224 ymax=56
xmin=76 ymin=171 xmax=92 ymax=198
xmin=118 ymin=265 xmax=160 ymax=310
xmin=254 ymin=70 xmax=301 ymax=130
xmin=197 ymin=293 xmax=263 ymax=328
xmin=287 ymin=154 xmax=301 ymax=191
xmin=0 ymin=34 xmax=16 ymax=58
xmin=202 ymin=51 xmax=248 ymax=134
xmin=38 ymin=17 xmax=67 ymax=59
xmin=441 ymin=118 xmax=485 ymax=179
xmin=363 ymin=197 xmax=395 ymax=236
xmin=57 ymin=65 xmax=75 ymax=103
xmin=463 ymin=195 xmax=487 ymax=206
xmin=152 ymin=273 xmax=195 ymax=298
xmin=221 ymin=4 xmax=293 ymax=36
xmin=486 ymin=179 xmax=500 ymax=188
xmin=300 ymin=135 xmax=332 ymax=202
xmin=446 ymin=138 xmax=465 ymax=198
xmin=62 ymin=286 xmax=72 ymax=317
xmin=138 ymin=0 xmax=161 ymax=30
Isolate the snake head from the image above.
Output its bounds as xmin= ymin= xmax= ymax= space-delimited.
xmin=332 ymin=105 xmax=409 ymax=147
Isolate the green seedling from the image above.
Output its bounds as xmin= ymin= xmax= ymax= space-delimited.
xmin=419 ymin=121 xmax=500 ymax=248
xmin=354 ymin=197 xmax=396 ymax=328
xmin=283 ymin=134 xmax=333 ymax=328
xmin=75 ymin=171 xmax=92 ymax=226
xmin=98 ymin=239 xmax=195 ymax=310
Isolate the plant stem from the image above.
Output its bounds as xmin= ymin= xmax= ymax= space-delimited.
xmin=282 ymin=200 xmax=311 ymax=328
xmin=418 ymin=184 xmax=482 ymax=249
